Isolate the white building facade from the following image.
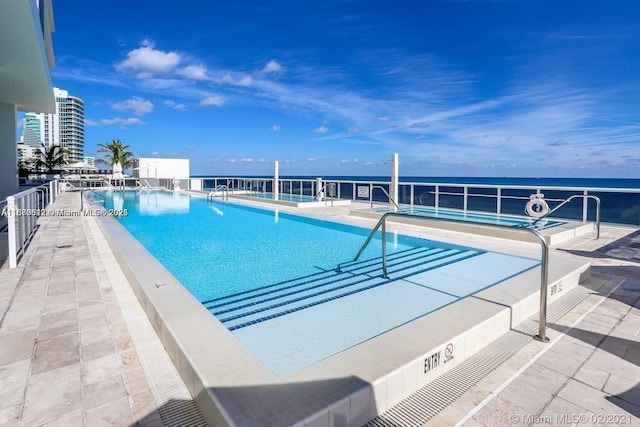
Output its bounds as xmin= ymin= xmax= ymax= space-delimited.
xmin=38 ymin=87 xmax=85 ymax=163
xmin=0 ymin=0 xmax=56 ymax=200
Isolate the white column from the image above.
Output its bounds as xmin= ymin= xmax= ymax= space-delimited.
xmin=316 ymin=177 xmax=323 ymax=200
xmin=390 ymin=153 xmax=399 ymax=209
xmin=0 ymin=103 xmax=18 ymax=200
xmin=273 ymin=161 xmax=279 ymax=198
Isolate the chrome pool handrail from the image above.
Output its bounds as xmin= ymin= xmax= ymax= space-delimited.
xmin=370 ymin=185 xmax=400 ymax=210
xmin=207 ymin=185 xmax=229 ymax=201
xmin=336 ymin=211 xmax=551 ymax=342
xmin=531 ymin=194 xmax=601 ymax=239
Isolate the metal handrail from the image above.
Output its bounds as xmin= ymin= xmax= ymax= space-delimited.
xmin=207 ymin=185 xmax=229 ymax=201
xmin=80 ymin=188 xmax=106 ymax=210
xmin=370 ymin=185 xmax=400 ymax=210
xmin=314 ymin=183 xmax=327 ymax=200
xmin=531 ymin=195 xmax=601 ymax=239
xmin=336 ymin=212 xmax=551 ymax=342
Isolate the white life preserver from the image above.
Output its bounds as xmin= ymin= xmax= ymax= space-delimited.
xmin=173 ymin=178 xmax=180 ymax=186
xmin=525 ymin=193 xmax=550 ymax=218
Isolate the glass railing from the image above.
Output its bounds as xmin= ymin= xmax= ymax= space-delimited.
xmin=189 ymin=177 xmax=640 ymax=226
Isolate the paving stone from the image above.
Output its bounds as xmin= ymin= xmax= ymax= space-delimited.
xmin=574 ymin=364 xmax=611 ymax=391
xmin=43 ymin=293 xmax=77 ymax=314
xmin=38 ymin=308 xmax=78 ymax=340
xmin=500 ymin=370 xmax=555 ymax=414
xmin=79 ymin=313 xmax=110 ymax=333
xmin=32 ymin=333 xmax=80 ymax=374
xmin=536 ymin=339 xmax=593 ymax=377
xmin=82 ymin=354 xmax=122 ymax=384
xmin=85 ymin=397 xmax=136 ymax=426
xmin=0 ymin=358 xmax=30 ymax=407
xmin=114 ymin=333 xmax=133 ymax=353
xmin=0 ymin=307 xmax=42 ymax=333
xmin=82 ymin=337 xmax=116 ymax=362
xmin=47 ymin=278 xmax=76 ymax=296
xmin=124 ymin=366 xmax=152 ymax=396
xmin=120 ymin=349 xmax=143 ymax=372
xmin=472 ymin=397 xmax=529 ymax=427
xmin=37 ymin=409 xmax=83 ymax=426
xmin=83 ymin=373 xmax=128 ymax=410
xmin=80 ymin=324 xmax=112 ymax=346
xmin=0 ymin=330 xmax=36 ymax=364
xmin=537 ymin=396 xmax=586 ymax=425
xmin=21 ymin=364 xmax=82 ymax=426
xmin=602 ymin=374 xmax=640 ymax=408
xmin=558 ymin=379 xmax=635 ymax=416
xmin=583 ymin=349 xmax=640 ymax=384
xmin=0 ymin=404 xmax=21 ymax=427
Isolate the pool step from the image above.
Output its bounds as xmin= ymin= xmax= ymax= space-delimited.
xmin=208 ymin=247 xmax=484 ymax=331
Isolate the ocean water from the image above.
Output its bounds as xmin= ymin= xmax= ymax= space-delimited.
xmin=194 ymin=175 xmax=640 ymax=226
xmin=194 ymin=175 xmax=640 ymax=189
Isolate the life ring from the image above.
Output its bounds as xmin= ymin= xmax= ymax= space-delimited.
xmin=173 ymin=178 xmax=180 ymax=186
xmin=525 ymin=194 xmax=550 ymax=218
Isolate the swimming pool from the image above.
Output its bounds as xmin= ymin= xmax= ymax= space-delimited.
xmin=230 ymin=191 xmax=352 ymax=208
xmin=373 ymin=206 xmax=565 ymax=230
xmin=98 ymin=190 xmax=540 ymax=376
xmin=242 ymin=192 xmax=317 ymax=202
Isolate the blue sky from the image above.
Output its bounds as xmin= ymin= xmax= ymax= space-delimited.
xmin=34 ymin=0 xmax=640 ymax=177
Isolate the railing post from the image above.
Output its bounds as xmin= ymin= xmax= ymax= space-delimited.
xmin=7 ymin=196 xmax=17 ymax=268
xmin=435 ymin=185 xmax=440 ymax=209
xmin=463 ymin=186 xmax=468 ymax=212
xmin=381 ymin=219 xmax=388 ymax=278
xmin=497 ymin=188 xmax=502 ymax=215
xmin=582 ymin=190 xmax=588 ymax=222
xmin=534 ymin=237 xmax=550 ymax=343
xmin=410 ymin=184 xmax=414 ymax=207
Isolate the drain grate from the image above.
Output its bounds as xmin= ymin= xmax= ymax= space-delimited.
xmin=364 ymin=279 xmax=604 ymax=427
xmin=85 ymin=218 xmax=208 ymax=427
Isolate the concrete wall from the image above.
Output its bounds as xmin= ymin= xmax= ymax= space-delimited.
xmin=0 ymin=103 xmax=18 ymax=200
xmin=134 ymin=158 xmax=190 ymax=179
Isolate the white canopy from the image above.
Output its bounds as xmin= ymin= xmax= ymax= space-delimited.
xmin=62 ymin=161 xmax=97 ymax=171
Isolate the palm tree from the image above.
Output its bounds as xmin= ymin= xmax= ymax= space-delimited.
xmin=34 ymin=143 xmax=68 ymax=172
xmin=96 ymin=139 xmax=135 ymax=170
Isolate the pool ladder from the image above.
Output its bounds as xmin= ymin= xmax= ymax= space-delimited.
xmin=207 ymin=185 xmax=229 ymax=201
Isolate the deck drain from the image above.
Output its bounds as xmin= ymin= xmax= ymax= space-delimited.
xmin=365 ymin=278 xmax=607 ymax=427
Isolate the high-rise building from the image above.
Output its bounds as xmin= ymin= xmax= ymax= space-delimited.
xmin=21 ymin=113 xmax=42 ymax=149
xmin=25 ymin=87 xmax=85 ymax=163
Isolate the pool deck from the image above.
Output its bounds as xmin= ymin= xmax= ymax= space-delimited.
xmin=1 ymin=191 xmax=639 ymax=426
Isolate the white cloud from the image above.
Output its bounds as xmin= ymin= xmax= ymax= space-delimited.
xmin=200 ymin=96 xmax=225 ymax=106
xmin=221 ymin=73 xmax=252 ymax=86
xmin=177 ymin=65 xmax=208 ymax=80
xmin=164 ymin=100 xmax=187 ymax=111
xmin=270 ymin=125 xmax=281 ymax=132
xmin=85 ymin=117 xmax=145 ymax=127
xmin=112 ymin=96 xmax=154 ymax=116
xmin=346 ymin=127 xmax=360 ymax=135
xmin=117 ymin=40 xmax=180 ymax=78
xmin=377 ymin=116 xmax=390 ymax=122
xmin=262 ymin=60 xmax=283 ymax=74
xmin=313 ymin=125 xmax=328 ymax=134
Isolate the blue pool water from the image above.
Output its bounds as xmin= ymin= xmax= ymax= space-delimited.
xmin=99 ymin=190 xmax=541 ymax=376
xmin=375 ymin=206 xmax=565 ymax=230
